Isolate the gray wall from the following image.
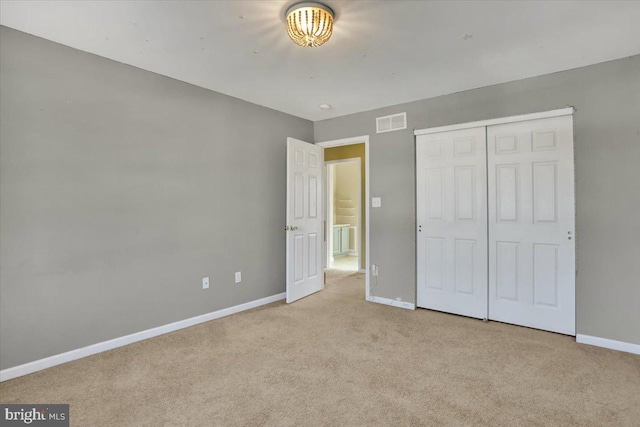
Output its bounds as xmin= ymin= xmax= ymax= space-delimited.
xmin=315 ymin=55 xmax=640 ymax=345
xmin=0 ymin=27 xmax=313 ymax=370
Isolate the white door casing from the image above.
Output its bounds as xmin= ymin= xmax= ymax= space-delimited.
xmin=317 ymin=136 xmax=371 ymax=301
xmin=487 ymin=115 xmax=576 ymax=335
xmin=416 ymin=127 xmax=488 ymax=319
xmin=286 ymin=137 xmax=323 ymax=303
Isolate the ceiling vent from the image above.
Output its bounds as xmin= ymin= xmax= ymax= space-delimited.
xmin=376 ymin=112 xmax=407 ymax=133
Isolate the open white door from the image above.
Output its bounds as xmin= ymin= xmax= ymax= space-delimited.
xmin=286 ymin=137 xmax=323 ymax=303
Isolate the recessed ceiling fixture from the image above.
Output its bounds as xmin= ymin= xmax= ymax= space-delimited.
xmin=319 ymin=104 xmax=332 ymax=110
xmin=286 ymin=2 xmax=334 ymax=47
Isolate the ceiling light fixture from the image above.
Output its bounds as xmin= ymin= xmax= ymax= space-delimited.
xmin=286 ymin=2 xmax=334 ymax=48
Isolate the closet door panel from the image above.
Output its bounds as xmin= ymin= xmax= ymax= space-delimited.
xmin=416 ymin=127 xmax=488 ymax=319
xmin=487 ymin=115 xmax=575 ymax=335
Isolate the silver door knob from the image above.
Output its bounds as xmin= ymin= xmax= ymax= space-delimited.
xmin=290 ymin=226 xmax=298 ymax=231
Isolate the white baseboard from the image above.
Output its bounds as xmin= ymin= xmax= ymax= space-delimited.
xmin=367 ymin=295 xmax=415 ymax=310
xmin=348 ymin=251 xmax=358 ymax=256
xmin=0 ymin=292 xmax=286 ymax=382
xmin=576 ymin=334 xmax=640 ymax=355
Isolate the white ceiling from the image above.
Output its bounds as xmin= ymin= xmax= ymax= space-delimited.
xmin=1 ymin=1 xmax=639 ymax=121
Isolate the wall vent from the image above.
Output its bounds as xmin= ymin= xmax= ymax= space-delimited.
xmin=376 ymin=112 xmax=407 ymax=133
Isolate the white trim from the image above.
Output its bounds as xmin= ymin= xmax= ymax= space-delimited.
xmin=326 ymin=161 xmax=335 ymax=268
xmin=324 ymin=158 xmax=360 ymax=165
xmin=317 ymin=136 xmax=368 ymax=149
xmin=414 ymin=107 xmax=574 ymax=136
xmin=576 ymin=334 xmax=640 ymax=355
xmin=0 ymin=292 xmax=286 ymax=382
xmin=317 ymin=135 xmax=370 ymax=302
xmin=367 ymin=296 xmax=416 ymax=310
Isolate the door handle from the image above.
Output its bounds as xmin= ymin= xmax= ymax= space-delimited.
xmin=285 ymin=226 xmax=298 ymax=231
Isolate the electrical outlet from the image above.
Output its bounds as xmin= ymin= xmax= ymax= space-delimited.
xmin=235 ymin=271 xmax=241 ymax=284
xmin=202 ymin=277 xmax=209 ymax=289
xmin=372 ymin=264 xmax=378 ymax=276
xmin=371 ymin=197 xmax=382 ymax=208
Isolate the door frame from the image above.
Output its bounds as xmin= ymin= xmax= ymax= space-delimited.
xmin=317 ymin=135 xmax=371 ymax=302
xmin=414 ymin=107 xmax=574 ymax=136
xmin=326 ymin=158 xmax=361 ymax=270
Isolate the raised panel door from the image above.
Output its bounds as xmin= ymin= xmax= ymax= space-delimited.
xmin=487 ymin=116 xmax=575 ymax=335
xmin=416 ymin=127 xmax=488 ymax=319
xmin=286 ymin=138 xmax=323 ymax=303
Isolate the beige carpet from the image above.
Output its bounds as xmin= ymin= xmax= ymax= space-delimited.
xmin=1 ymin=271 xmax=639 ymax=426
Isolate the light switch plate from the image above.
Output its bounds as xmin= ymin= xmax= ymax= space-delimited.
xmin=235 ymin=272 xmax=241 ymax=284
xmin=372 ymin=197 xmax=382 ymax=208
xmin=202 ymin=277 xmax=209 ymax=289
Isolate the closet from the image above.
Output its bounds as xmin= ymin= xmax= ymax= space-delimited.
xmin=415 ymin=109 xmax=576 ymax=335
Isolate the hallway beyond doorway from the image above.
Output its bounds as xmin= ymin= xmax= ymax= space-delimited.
xmin=331 ymin=255 xmax=359 ymax=272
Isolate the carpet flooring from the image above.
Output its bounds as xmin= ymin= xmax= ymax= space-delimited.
xmin=1 ymin=270 xmax=639 ymax=426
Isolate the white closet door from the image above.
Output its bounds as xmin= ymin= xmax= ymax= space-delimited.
xmin=416 ymin=127 xmax=488 ymax=319
xmin=487 ymin=115 xmax=575 ymax=335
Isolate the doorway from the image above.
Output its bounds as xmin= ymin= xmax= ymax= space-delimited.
xmin=327 ymin=159 xmax=361 ymax=272
xmin=317 ymin=136 xmax=370 ymax=301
